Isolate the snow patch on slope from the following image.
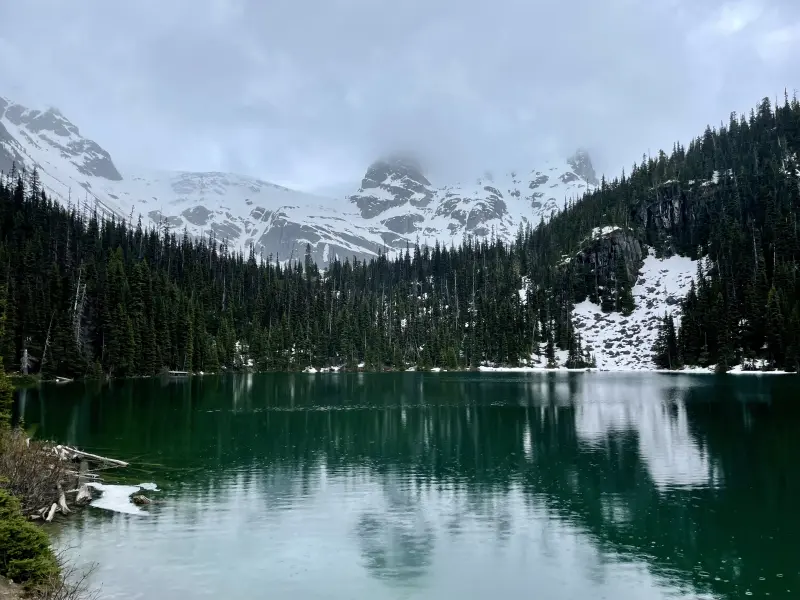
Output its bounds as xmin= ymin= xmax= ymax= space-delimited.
xmin=590 ymin=225 xmax=621 ymax=239
xmin=573 ymin=250 xmax=698 ymax=371
xmin=478 ymin=348 xmax=573 ymax=371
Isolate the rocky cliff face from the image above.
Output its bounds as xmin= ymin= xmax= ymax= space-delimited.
xmin=579 ymin=227 xmax=643 ymax=283
xmin=566 ymin=172 xmax=727 ymax=322
xmin=0 ymin=98 xmax=122 ymax=181
xmin=350 ymin=156 xmax=435 ymax=220
xmin=346 ymin=155 xmax=594 ymax=249
xmin=570 ymin=226 xmax=644 ymax=309
xmin=632 ymin=174 xmax=724 ymax=254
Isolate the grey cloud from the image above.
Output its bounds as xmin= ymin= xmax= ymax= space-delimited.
xmin=1 ymin=0 xmax=800 ymax=191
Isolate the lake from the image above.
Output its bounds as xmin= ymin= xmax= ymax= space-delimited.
xmin=13 ymin=372 xmax=800 ymax=599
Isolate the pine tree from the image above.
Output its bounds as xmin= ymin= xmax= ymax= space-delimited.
xmin=653 ymin=313 xmax=679 ymax=369
xmin=765 ymin=287 xmax=784 ymax=368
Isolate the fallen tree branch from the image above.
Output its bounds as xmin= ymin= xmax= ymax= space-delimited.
xmin=65 ymin=470 xmax=100 ymax=479
xmin=54 ymin=445 xmax=128 ymax=468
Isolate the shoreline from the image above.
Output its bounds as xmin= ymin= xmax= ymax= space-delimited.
xmin=473 ymin=366 xmax=795 ymax=375
xmin=12 ymin=365 xmax=796 ymax=387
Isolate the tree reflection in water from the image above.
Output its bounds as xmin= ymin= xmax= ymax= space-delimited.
xmin=354 ymin=474 xmax=435 ymax=582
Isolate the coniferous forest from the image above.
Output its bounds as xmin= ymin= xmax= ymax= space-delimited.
xmin=1 ymin=94 xmax=800 ymax=377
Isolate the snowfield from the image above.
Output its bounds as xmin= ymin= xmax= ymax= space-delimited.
xmin=573 ymin=249 xmax=698 ymax=371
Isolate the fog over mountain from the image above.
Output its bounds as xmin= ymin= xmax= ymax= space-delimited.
xmin=0 ymin=96 xmax=595 ymax=263
xmin=1 ymin=0 xmax=798 ymax=193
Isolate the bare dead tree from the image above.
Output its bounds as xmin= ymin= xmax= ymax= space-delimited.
xmin=41 ymin=311 xmax=56 ymax=372
xmin=70 ymin=264 xmax=88 ymax=359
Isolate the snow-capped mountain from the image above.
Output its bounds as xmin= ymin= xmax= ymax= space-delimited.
xmin=0 ymin=96 xmax=596 ymax=264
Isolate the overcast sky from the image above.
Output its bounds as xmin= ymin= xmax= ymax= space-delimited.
xmin=1 ymin=0 xmax=799 ymax=193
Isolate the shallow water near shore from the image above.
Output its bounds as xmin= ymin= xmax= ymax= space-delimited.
xmin=13 ymin=372 xmax=800 ymax=599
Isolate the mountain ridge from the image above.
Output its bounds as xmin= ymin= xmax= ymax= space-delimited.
xmin=0 ymin=95 xmax=595 ymax=264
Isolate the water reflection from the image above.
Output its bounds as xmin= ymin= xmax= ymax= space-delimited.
xmin=14 ymin=373 xmax=800 ymax=600
xmin=573 ymin=379 xmax=723 ymax=489
xmin=355 ymin=473 xmax=435 ymax=582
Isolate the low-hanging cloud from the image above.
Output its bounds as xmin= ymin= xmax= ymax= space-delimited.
xmin=1 ymin=0 xmax=799 ymax=192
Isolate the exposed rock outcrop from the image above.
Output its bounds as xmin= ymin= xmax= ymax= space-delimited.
xmin=350 ymin=156 xmax=435 ymax=219
xmin=634 ymin=176 xmax=722 ymax=253
xmin=575 ymin=227 xmax=644 ymax=287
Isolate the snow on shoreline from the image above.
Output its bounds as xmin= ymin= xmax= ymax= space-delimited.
xmin=294 ymin=249 xmax=794 ymax=376
xmin=87 ymin=482 xmax=159 ymax=515
xmin=475 ymin=365 xmax=793 ymax=374
xmin=298 ymin=365 xmax=793 ymax=374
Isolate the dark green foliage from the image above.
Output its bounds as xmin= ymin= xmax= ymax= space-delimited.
xmin=0 ymin=172 xmax=575 ymax=373
xmin=614 ymin=254 xmax=635 ymax=316
xmin=565 ymin=332 xmax=594 ymax=369
xmin=0 ymin=487 xmax=21 ymax=520
xmin=653 ymin=313 xmax=679 ymax=370
xmin=0 ymin=94 xmax=799 ymax=372
xmin=539 ymin=94 xmax=800 ymax=371
xmin=0 ymin=489 xmax=58 ymax=587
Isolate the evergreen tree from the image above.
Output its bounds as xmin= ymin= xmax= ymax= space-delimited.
xmin=653 ymin=313 xmax=679 ymax=370
xmin=765 ymin=287 xmax=784 ymax=368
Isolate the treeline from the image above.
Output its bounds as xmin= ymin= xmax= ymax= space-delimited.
xmin=0 ymin=167 xmax=592 ymax=377
xmin=2 ymin=94 xmax=800 ymax=376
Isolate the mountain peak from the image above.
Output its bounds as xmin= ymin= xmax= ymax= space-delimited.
xmin=567 ymin=148 xmax=599 ymax=186
xmin=0 ymin=98 xmax=83 ymax=141
xmin=0 ymin=96 xmax=123 ymax=182
xmin=361 ymin=154 xmax=430 ymax=191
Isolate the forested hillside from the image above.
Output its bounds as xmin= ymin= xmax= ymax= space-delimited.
xmin=0 ymin=164 xmax=592 ymax=377
xmin=1 ymin=94 xmax=799 ymax=376
xmin=548 ymin=93 xmax=800 ymax=372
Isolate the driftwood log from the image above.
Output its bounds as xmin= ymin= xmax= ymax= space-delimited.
xmin=20 ymin=439 xmax=129 ymax=520
xmin=75 ymin=483 xmax=93 ymax=505
xmin=56 ymin=482 xmax=70 ymax=514
xmin=52 ymin=445 xmax=129 ymax=468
